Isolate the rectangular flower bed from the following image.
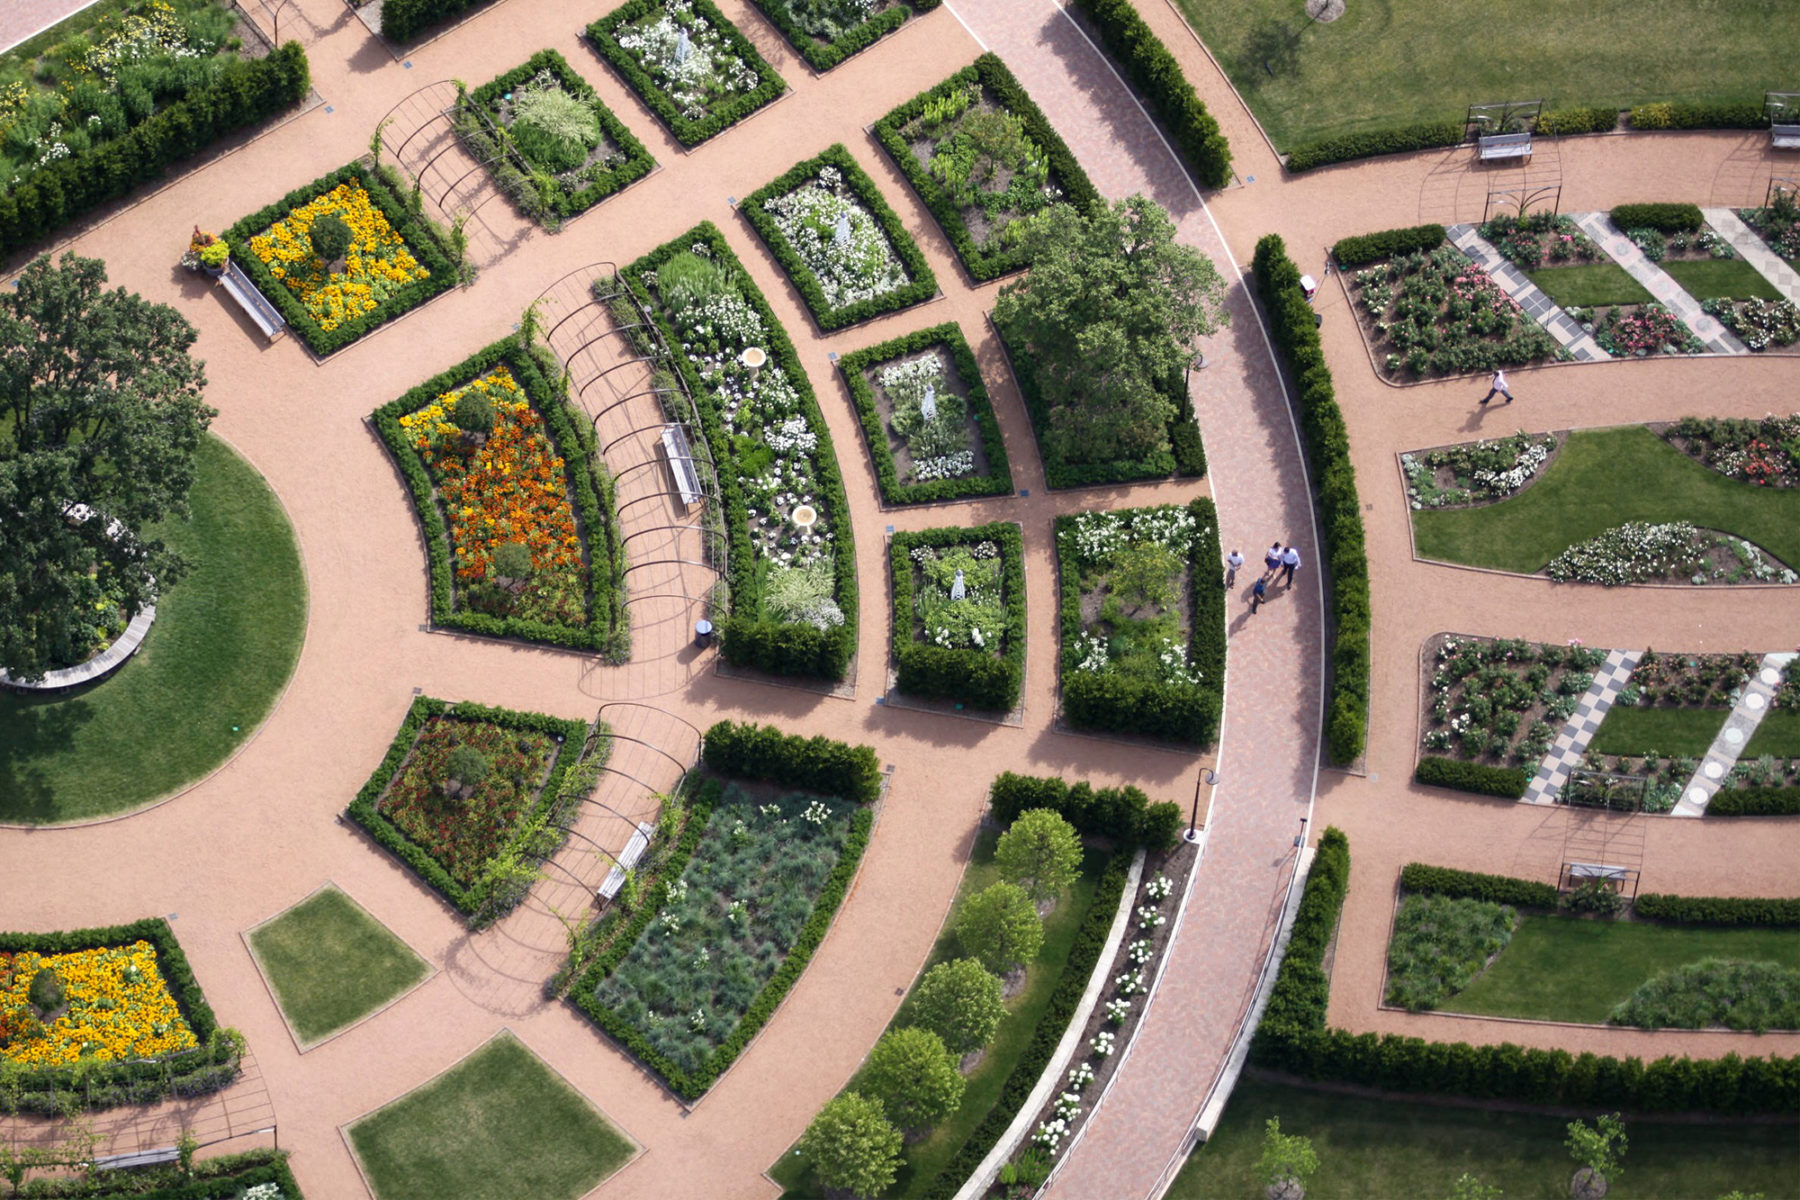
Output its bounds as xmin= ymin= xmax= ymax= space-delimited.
xmin=225 ymin=161 xmax=457 ymax=356
xmin=890 ymin=522 xmax=1025 ymax=711
xmin=837 ymin=321 xmax=1012 ymax=504
xmin=1055 ymin=499 xmax=1225 ymax=745
xmin=371 ymin=335 xmax=627 ymax=658
xmin=586 ymin=0 xmax=785 ymax=148
xmin=619 ymin=222 xmax=857 ymax=680
xmin=747 ymin=0 xmax=934 ymax=72
xmin=347 ymin=697 xmax=597 ymax=925
xmin=454 ymin=49 xmax=654 ymax=227
xmin=1563 ymin=301 xmax=1704 ymax=357
xmin=874 ymin=53 xmax=1102 ymax=282
xmin=1401 ymin=430 xmax=1559 ymax=510
xmin=1479 ymin=212 xmax=1605 ymax=272
xmin=1737 ymin=201 xmax=1800 ymax=266
xmin=740 ymin=143 xmax=937 ymax=331
xmin=1702 ymin=297 xmax=1800 ymax=352
xmin=1347 ymin=242 xmax=1562 ymax=378
xmin=1421 ymin=633 xmax=1612 ymax=775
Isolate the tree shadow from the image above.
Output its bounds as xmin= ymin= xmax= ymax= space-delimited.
xmin=1240 ymin=19 xmax=1304 ymax=81
xmin=0 ymin=692 xmax=95 ymax=822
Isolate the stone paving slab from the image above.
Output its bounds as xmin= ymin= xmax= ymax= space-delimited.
xmin=1571 ymin=212 xmax=1746 ymax=354
xmin=1447 ymin=225 xmax=1609 ymax=362
xmin=1523 ymin=648 xmax=1641 ymax=806
xmin=1672 ymin=651 xmax=1797 ymax=817
xmin=1702 ymin=208 xmax=1800 ymax=304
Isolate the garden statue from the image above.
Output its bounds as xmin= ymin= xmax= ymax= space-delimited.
xmin=950 ymin=568 xmax=966 ymax=601
xmin=833 ymin=212 xmax=851 ymax=250
xmin=920 ymin=383 xmax=937 ymax=421
xmin=673 ymin=28 xmax=691 ymax=65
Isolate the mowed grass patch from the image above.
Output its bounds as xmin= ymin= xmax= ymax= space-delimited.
xmin=1412 ymin=425 xmax=1800 ymax=573
xmin=347 ymin=1032 xmax=635 ymax=1200
xmin=1442 ymin=913 xmax=1800 ymax=1024
xmin=1525 ymin=264 xmax=1652 ymax=308
xmin=1589 ymin=704 xmax=1728 ymax=757
xmin=0 ymin=435 xmax=307 ymax=824
xmin=247 ymin=886 xmax=431 ymax=1046
xmin=1167 ymin=1073 xmax=1800 ymax=1199
xmin=1662 ymin=258 xmax=1783 ymax=302
xmin=1745 ymin=707 xmax=1800 ymax=757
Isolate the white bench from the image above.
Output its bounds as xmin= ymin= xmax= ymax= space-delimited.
xmin=1477 ymin=132 xmax=1533 ymax=162
xmin=1773 ymin=124 xmax=1800 ymax=150
xmin=660 ymin=423 xmax=703 ymax=506
xmin=597 ymin=821 xmax=657 ymax=902
xmin=218 ymin=262 xmax=288 ymax=343
xmin=96 ymin=1147 xmax=181 ymax=1172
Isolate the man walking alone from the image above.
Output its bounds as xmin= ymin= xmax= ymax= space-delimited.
xmin=1480 ymin=368 xmax=1514 ymax=405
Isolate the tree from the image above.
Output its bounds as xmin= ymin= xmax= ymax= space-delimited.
xmin=0 ymin=252 xmax=213 ymax=681
xmin=858 ymin=1027 xmax=965 ymax=1130
xmin=994 ymin=808 xmax=1083 ymax=904
xmin=1448 ymin=1174 xmax=1504 ymax=1200
xmin=309 ymin=213 xmax=353 ymax=264
xmin=798 ymin=1092 xmax=902 ymax=1199
xmin=956 ymin=881 xmax=1043 ymax=974
xmin=1565 ymin=1113 xmax=1627 ymax=1199
xmin=992 ymin=195 xmax=1227 ymax=468
xmin=910 ymin=958 xmax=1004 ymax=1055
xmin=1257 ymin=1117 xmax=1318 ymax=1200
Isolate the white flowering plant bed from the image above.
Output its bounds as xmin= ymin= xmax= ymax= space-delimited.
xmin=1545 ymin=521 xmax=1796 ymax=586
xmin=1421 ymin=634 xmax=1610 ymax=771
xmin=1400 ymin=430 xmax=1560 ymax=510
xmin=587 ymin=0 xmax=785 ymax=148
xmin=747 ymin=0 xmax=927 ymax=72
xmin=742 ymin=144 xmax=937 ymax=331
xmin=890 ymin=523 xmax=1025 ymax=711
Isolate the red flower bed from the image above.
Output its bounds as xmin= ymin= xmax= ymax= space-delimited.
xmin=379 ymin=717 xmax=555 ymax=886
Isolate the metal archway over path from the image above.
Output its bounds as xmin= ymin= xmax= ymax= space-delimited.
xmin=372 ymin=81 xmax=518 ymax=230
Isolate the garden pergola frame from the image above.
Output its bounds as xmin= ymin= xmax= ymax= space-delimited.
xmin=1465 ymin=99 xmax=1543 ymax=140
xmin=372 ymin=82 xmax=520 ymax=228
xmin=1482 ymin=182 xmax=1561 ymax=225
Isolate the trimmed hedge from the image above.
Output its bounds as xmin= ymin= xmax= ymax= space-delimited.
xmin=1629 ymin=100 xmax=1769 ymax=131
xmin=747 ymin=0 xmax=934 ymax=72
xmin=1708 ymin=787 xmax=1800 ymax=816
xmin=1400 ymin=863 xmax=1560 ymax=909
xmin=1252 ymin=827 xmax=1350 ymax=1058
xmin=1285 ymin=121 xmax=1463 ymax=173
xmin=988 ymin=771 xmax=1182 ymax=852
xmin=837 ymin=321 xmax=1013 ymax=504
xmin=379 ymin=0 xmax=493 ymax=41
xmin=917 ymin=853 xmax=1131 ymax=1199
xmin=622 ymin=222 xmax=858 ymax=680
xmin=702 ymin=720 xmax=882 ymax=805
xmin=456 ymin=50 xmax=654 ymax=226
xmin=1538 ymin=106 xmax=1619 ymax=136
xmin=1251 ymin=235 xmax=1370 ymax=766
xmin=1066 ymin=0 xmax=1232 ymax=189
xmin=1332 ymin=224 xmax=1446 ymax=268
xmin=873 ymin=53 xmax=1102 ymax=282
xmin=0 ymin=43 xmax=311 ymax=259
xmin=587 ymin=0 xmax=786 ymax=148
xmin=0 ymin=918 xmax=240 ymax=1114
xmin=223 ymin=160 xmax=457 ymax=356
xmin=740 ymin=143 xmax=937 ymax=331
xmin=1609 ymin=203 xmax=1704 ymax=234
xmin=1635 ymin=893 xmax=1800 ymax=928
xmin=1413 ymin=755 xmax=1531 ymax=799
xmin=345 ymin=697 xmax=590 ymax=923
xmin=6 ymin=1149 xmax=304 ymax=1198
xmin=891 ymin=523 xmax=1025 ymax=711
xmin=370 ymin=336 xmax=627 ymax=657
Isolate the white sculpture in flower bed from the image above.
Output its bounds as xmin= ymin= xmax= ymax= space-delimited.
xmin=616 ymin=0 xmax=766 ymax=123
xmin=763 ymin=165 xmax=911 ymax=311
xmin=881 ymin=352 xmax=977 ymax=482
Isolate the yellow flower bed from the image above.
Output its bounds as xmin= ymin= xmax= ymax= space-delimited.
xmin=0 ymin=942 xmax=198 ymax=1066
xmin=247 ymin=181 xmax=430 ymax=333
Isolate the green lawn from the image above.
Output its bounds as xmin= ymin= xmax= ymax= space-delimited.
xmin=1168 ymin=1074 xmax=1800 ymax=1199
xmin=1442 ymin=913 xmax=1800 ymax=1023
xmin=1589 ymin=705 xmax=1728 ymax=757
xmin=347 ymin=1032 xmax=636 ymax=1200
xmin=1662 ymin=258 xmax=1784 ymax=302
xmin=0 ymin=435 xmax=307 ymax=823
xmin=1169 ymin=0 xmax=1799 ymax=150
xmin=1745 ymin=708 xmax=1800 ymax=757
xmin=248 ymin=886 xmax=432 ymax=1046
xmin=1413 ymin=425 xmax=1800 ymax=574
xmin=771 ymin=833 xmax=1107 ymax=1198
xmin=1526 ymin=264 xmax=1652 ymax=308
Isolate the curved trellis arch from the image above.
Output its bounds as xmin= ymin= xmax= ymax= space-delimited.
xmin=371 ymin=81 xmax=519 ymax=228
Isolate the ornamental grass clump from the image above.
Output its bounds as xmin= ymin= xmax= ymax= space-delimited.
xmin=1610 ymin=958 xmax=1800 ymax=1032
xmin=1384 ymin=893 xmax=1516 ymax=1012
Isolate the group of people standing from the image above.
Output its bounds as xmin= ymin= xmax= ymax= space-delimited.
xmin=1224 ymin=542 xmax=1300 ymax=614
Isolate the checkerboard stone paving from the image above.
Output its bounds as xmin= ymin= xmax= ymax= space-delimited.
xmin=1447 ymin=225 xmax=1609 ymax=361
xmin=1672 ymin=651 xmax=1798 ymax=817
xmin=1701 ymin=208 xmax=1800 ymax=305
xmin=1571 ymin=212 xmax=1747 ymax=354
xmin=1521 ymin=648 xmax=1642 ymax=806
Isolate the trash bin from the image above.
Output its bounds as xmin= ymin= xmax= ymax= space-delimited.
xmin=694 ymin=619 xmax=714 ymax=649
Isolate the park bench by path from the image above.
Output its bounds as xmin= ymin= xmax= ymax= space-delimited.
xmin=1773 ymin=124 xmax=1800 ymax=150
xmin=218 ymin=262 xmax=287 ymax=343
xmin=1477 ymin=131 xmax=1532 ymax=163
xmin=95 ymin=1147 xmax=181 ymax=1172
xmin=660 ymin=423 xmax=703 ymax=507
xmin=597 ymin=821 xmax=657 ymax=902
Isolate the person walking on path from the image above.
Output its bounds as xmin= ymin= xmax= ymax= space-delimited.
xmin=1225 ymin=549 xmax=1244 ymax=588
xmin=1251 ymin=576 xmax=1267 ymax=613
xmin=1263 ymin=542 xmax=1283 ymax=579
xmin=1480 ymin=369 xmax=1514 ymax=404
xmin=1279 ymin=544 xmax=1300 ymax=586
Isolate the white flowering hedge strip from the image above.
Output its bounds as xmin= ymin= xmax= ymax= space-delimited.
xmin=587 ymin=0 xmax=786 ymax=148
xmin=741 ymin=143 xmax=938 ymax=332
xmin=890 ymin=522 xmax=1025 ymax=710
xmin=1401 ymin=431 xmax=1558 ymax=510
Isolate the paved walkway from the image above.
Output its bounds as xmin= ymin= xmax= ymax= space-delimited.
xmin=1672 ymin=651 xmax=1797 ymax=817
xmin=1702 ymin=207 xmax=1800 ymax=304
xmin=1447 ymin=225 xmax=1608 ymax=362
xmin=1572 ymin=212 xmax=1746 ymax=353
xmin=1521 ymin=648 xmax=1641 ymax=806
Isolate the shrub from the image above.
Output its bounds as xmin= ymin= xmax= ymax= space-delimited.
xmin=1611 ymin=959 xmax=1800 ymax=1032
xmin=586 ymin=0 xmax=786 ymax=148
xmin=987 ymin=771 xmax=1176 ymax=847
xmin=1414 ymin=755 xmax=1530 ymax=799
xmin=800 ymin=1092 xmax=903 ymax=1198
xmin=858 ymin=1027 xmax=965 ymax=1130
xmin=1401 ymin=863 xmax=1559 ymax=909
xmin=909 ymin=958 xmax=1004 ymax=1055
xmin=1707 ymin=787 xmax=1800 ymax=816
xmin=27 ymin=968 xmax=65 ymax=1014
xmin=956 ymin=882 xmax=1043 ymax=974
xmin=1628 ymin=101 xmax=1768 ymax=131
xmin=1564 ymin=880 xmax=1625 ymax=917
xmin=1332 ymin=224 xmax=1446 ymax=268
xmin=1634 ymin=893 xmax=1800 ymax=928
xmin=490 ymin=540 xmax=532 ymax=580
xmin=1285 ymin=122 xmax=1463 ymax=173
xmin=1538 ymin=106 xmax=1619 ymax=136
xmin=995 ymin=809 xmax=1083 ymax=903
xmin=441 ymin=744 xmax=491 ymax=787
xmin=450 ymin=386 xmax=493 ymax=433
xmin=1609 ymin=203 xmax=1703 ymax=234
xmin=701 ymin=720 xmax=881 ymax=805
xmin=379 ymin=0 xmax=493 ymax=40
xmin=307 ymin=212 xmax=353 ymax=263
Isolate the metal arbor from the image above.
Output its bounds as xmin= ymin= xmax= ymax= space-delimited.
xmin=1465 ymin=99 xmax=1543 ymax=139
xmin=371 ymin=81 xmax=520 ymax=229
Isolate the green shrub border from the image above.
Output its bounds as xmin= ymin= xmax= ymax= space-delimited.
xmin=1413 ymin=755 xmax=1531 ymax=799
xmin=1629 ymin=100 xmax=1770 ymax=131
xmin=872 ymin=53 xmax=1103 ymax=283
xmin=457 ymin=49 xmax=654 ymax=224
xmin=4 ymin=1149 xmax=305 ymax=1198
xmin=378 ymin=0 xmax=493 ymax=41
xmin=988 ymin=771 xmax=1182 ymax=851
xmin=1253 ymin=828 xmax=1800 ymax=1113
xmin=369 ymin=334 xmax=627 ymax=658
xmin=1331 ymin=224 xmax=1447 ymax=268
xmin=1635 ymin=893 xmax=1800 ymax=928
xmin=836 ymin=321 xmax=1013 ymax=505
xmin=889 ymin=522 xmax=1026 ymax=710
xmin=1285 ymin=121 xmax=1463 ymax=173
xmin=1400 ymin=862 xmax=1559 ymax=909
xmin=222 ymin=160 xmax=457 ymax=356
xmin=1707 ymin=787 xmax=1800 ymax=816
xmin=345 ymin=696 xmax=590 ymax=924
xmin=586 ymin=0 xmax=786 ymax=148
xmin=1609 ymin=203 xmax=1704 ymax=233
xmin=740 ymin=142 xmax=938 ymax=332
xmin=746 ymin=0 xmax=936 ymax=72
xmin=701 ymin=719 xmax=883 ymax=805
xmin=1538 ymin=106 xmax=1619 ymax=136
xmin=622 ymin=222 xmax=858 ymax=680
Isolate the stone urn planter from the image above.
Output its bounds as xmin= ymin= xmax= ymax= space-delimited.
xmin=1571 ymin=1168 xmax=1609 ymax=1200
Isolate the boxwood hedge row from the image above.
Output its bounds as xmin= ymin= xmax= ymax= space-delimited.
xmin=1634 ymin=893 xmax=1800 ymax=928
xmin=747 ymin=0 xmax=937 ymax=72
xmin=1331 ymin=224 xmax=1446 ymax=268
xmin=1537 ymin=106 xmax=1620 ymax=136
xmin=378 ymin=0 xmax=493 ymax=41
xmin=702 ymin=719 xmax=883 ymax=805
xmin=1285 ymin=121 xmax=1463 ymax=173
xmin=1413 ymin=755 xmax=1531 ymax=799
xmin=890 ymin=522 xmax=1025 ymax=711
xmin=1628 ymin=100 xmax=1770 ymax=131
xmin=1609 ymin=203 xmax=1704 ymax=233
xmin=988 ymin=771 xmax=1182 ymax=851
xmin=587 ymin=0 xmax=786 ymax=148
xmin=1399 ymin=862 xmax=1560 ymax=909
xmin=3 ymin=1149 xmax=304 ymax=1198
xmin=1708 ymin=787 xmax=1800 ymax=816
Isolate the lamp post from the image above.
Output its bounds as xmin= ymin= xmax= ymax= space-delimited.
xmin=1186 ymin=769 xmax=1218 ymax=844
xmin=1293 ymin=816 xmax=1309 ymax=850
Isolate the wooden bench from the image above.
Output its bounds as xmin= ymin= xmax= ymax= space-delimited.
xmin=96 ymin=1147 xmax=181 ymax=1172
xmin=218 ymin=261 xmax=288 ymax=343
xmin=597 ymin=821 xmax=657 ymax=902
xmin=660 ymin=423 xmax=703 ymax=506
xmin=1773 ymin=124 xmax=1800 ymax=150
xmin=1477 ymin=132 xmax=1533 ymax=163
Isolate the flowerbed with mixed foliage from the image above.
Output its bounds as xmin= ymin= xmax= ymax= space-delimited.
xmin=586 ymin=0 xmax=785 ymax=148
xmin=874 ymin=54 xmax=1101 ymax=282
xmin=1420 ymin=634 xmax=1608 ymax=776
xmin=1478 ymin=212 xmax=1603 ymax=271
xmin=0 ymin=1148 xmax=301 ymax=1199
xmin=372 ymin=336 xmax=627 ymax=657
xmin=890 ymin=523 xmax=1025 ymax=711
xmin=1662 ymin=415 xmax=1800 ymax=487
xmin=1400 ymin=430 xmax=1557 ymax=509
xmin=748 ymin=0 xmax=935 ymax=72
xmin=1349 ymin=243 xmax=1561 ymax=378
xmin=1565 ymin=302 xmax=1704 ymax=358
xmin=1384 ymin=893 xmax=1516 ymax=1013
xmin=1544 ymin=521 xmax=1795 ymax=585
xmin=1056 ymin=499 xmax=1224 ymax=745
xmin=622 ymin=223 xmax=857 ymax=680
xmin=1737 ymin=198 xmax=1800 ymax=263
xmin=1702 ymin=296 xmax=1800 ymax=351
xmin=742 ymin=144 xmax=936 ymax=331
xmin=1612 ymin=959 xmax=1800 ymax=1032
xmin=455 ymin=50 xmax=652 ymax=227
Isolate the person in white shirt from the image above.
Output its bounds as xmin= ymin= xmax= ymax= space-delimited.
xmin=1481 ymin=369 xmax=1514 ymax=404
xmin=1279 ymin=544 xmax=1301 ymax=586
xmin=1225 ymin=548 xmax=1244 ymax=587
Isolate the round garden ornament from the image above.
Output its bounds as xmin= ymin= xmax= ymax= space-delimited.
xmin=740 ymin=346 xmax=766 ymax=374
xmin=792 ymin=504 xmax=817 ymax=530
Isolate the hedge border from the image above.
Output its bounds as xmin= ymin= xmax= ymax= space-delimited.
xmin=1635 ymin=893 xmax=1800 ymax=928
xmin=1413 ymin=755 xmax=1531 ymax=800
xmin=872 ymin=53 xmax=1103 ymax=283
xmin=1054 ymin=497 xmax=1225 ymax=746
xmin=378 ymin=0 xmax=493 ymax=41
xmin=836 ymin=320 xmax=1013 ymax=505
xmin=1331 ymin=224 xmax=1447 ymax=268
xmin=1286 ymin=121 xmax=1463 ymax=173
xmin=586 ymin=0 xmax=787 ymax=149
xmin=745 ymin=0 xmax=936 ymax=73
xmin=2 ymin=1149 xmax=305 ymax=1198
xmin=222 ymin=159 xmax=457 ymax=356
xmin=890 ymin=521 xmax=1026 ymax=711
xmin=700 ymin=719 xmax=883 ymax=805
xmin=369 ymin=334 xmax=628 ymax=658
xmin=1399 ymin=862 xmax=1559 ymax=909
xmin=988 ymin=771 xmax=1182 ymax=852
xmin=345 ymin=696 xmax=590 ymax=923
xmin=1707 ymin=787 xmax=1800 ymax=817
xmin=739 ymin=142 xmax=938 ymax=332
xmin=1608 ymin=203 xmax=1704 ymax=234
xmin=622 ymin=221 xmax=858 ymax=680
xmin=1251 ymin=234 xmax=1370 ymax=766
xmin=456 ymin=49 xmax=654 ymax=225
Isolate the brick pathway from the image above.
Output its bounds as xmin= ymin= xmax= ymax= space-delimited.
xmin=1672 ymin=651 xmax=1797 ymax=817
xmin=1521 ymin=648 xmax=1641 ymax=806
xmin=1572 ymin=212 xmax=1745 ymax=353
xmin=1701 ymin=207 xmax=1800 ymax=304
xmin=1447 ymin=225 xmax=1609 ymax=362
